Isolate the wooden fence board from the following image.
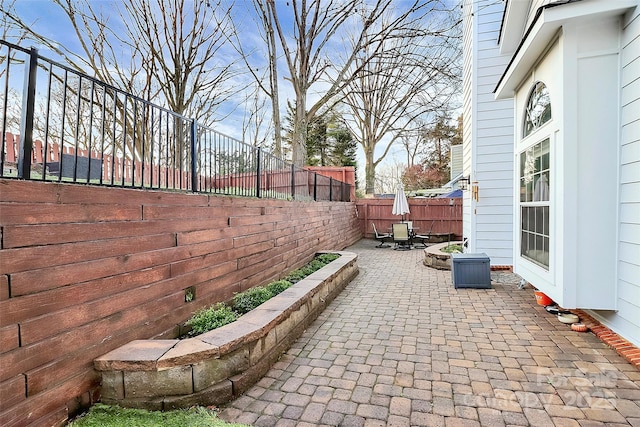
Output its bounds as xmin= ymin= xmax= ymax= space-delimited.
xmin=0 ymin=325 xmax=19 ymax=352
xmin=0 ymin=267 xmax=171 ymax=327
xmin=0 ymin=374 xmax=26 ymax=411
xmin=356 ymin=198 xmax=462 ymax=240
xmin=0 ymin=234 xmax=175 ymax=275
xmin=0 ymin=202 xmax=142 ymax=226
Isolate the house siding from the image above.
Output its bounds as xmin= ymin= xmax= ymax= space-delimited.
xmin=462 ymin=0 xmax=474 ymax=246
xmin=588 ymin=7 xmax=640 ymax=347
xmin=450 ymin=144 xmax=463 ymax=179
xmin=462 ymin=0 xmax=514 ymax=266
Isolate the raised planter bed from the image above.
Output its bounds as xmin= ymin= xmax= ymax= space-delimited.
xmin=422 ymin=241 xmax=463 ymax=270
xmin=94 ymin=251 xmax=358 ymax=411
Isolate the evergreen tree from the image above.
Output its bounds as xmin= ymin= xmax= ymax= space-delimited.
xmin=284 ymin=107 xmax=357 ymax=168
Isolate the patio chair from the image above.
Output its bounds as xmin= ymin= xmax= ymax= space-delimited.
xmin=372 ymin=222 xmax=392 ymax=248
xmin=413 ymin=221 xmax=434 ymax=248
xmin=392 ymin=222 xmax=411 ymax=250
xmin=404 ymin=221 xmax=415 ymax=238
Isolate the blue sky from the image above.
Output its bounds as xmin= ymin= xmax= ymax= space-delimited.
xmin=6 ymin=0 xmax=446 ymax=191
xmin=14 ymin=1 xmax=84 ymax=53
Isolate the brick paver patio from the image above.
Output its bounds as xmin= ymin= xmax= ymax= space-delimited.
xmin=219 ymin=239 xmax=640 ymax=426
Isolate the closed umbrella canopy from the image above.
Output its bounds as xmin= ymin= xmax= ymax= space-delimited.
xmin=392 ymin=185 xmax=410 ymax=221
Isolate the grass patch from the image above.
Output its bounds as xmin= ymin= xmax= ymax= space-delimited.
xmin=185 ymin=253 xmax=340 ymax=335
xmin=68 ymin=403 xmax=248 ymax=427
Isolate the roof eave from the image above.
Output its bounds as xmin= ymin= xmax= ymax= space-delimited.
xmin=494 ymin=0 xmax=638 ymax=100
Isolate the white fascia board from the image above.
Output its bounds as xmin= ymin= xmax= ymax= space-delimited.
xmin=499 ymin=0 xmax=529 ymax=55
xmin=495 ymin=0 xmax=638 ymax=99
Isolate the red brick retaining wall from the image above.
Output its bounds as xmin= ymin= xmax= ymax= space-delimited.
xmin=0 ymin=179 xmax=361 ymax=427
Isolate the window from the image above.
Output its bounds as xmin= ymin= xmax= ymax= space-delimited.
xmin=520 ymin=139 xmax=550 ymax=268
xmin=524 ymin=82 xmax=551 ymax=137
xmin=519 ymin=81 xmax=552 ymax=269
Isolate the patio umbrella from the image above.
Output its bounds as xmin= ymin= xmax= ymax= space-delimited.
xmin=392 ymin=185 xmax=410 ymax=222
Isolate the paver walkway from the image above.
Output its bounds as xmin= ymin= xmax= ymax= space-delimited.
xmin=219 ymin=239 xmax=640 ymax=426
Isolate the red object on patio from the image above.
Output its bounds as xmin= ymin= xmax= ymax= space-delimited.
xmin=534 ymin=290 xmax=553 ymax=306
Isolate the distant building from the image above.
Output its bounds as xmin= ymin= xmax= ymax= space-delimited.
xmin=450 ymin=144 xmax=463 ymax=182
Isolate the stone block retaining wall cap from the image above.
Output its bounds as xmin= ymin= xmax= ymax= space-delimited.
xmin=94 ymin=251 xmax=359 ymax=410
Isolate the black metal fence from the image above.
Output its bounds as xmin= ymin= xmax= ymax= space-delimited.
xmin=0 ymin=40 xmax=351 ymax=202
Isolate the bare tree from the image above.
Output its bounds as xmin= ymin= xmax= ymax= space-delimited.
xmin=1 ymin=0 xmax=36 ymax=134
xmin=375 ymin=158 xmax=406 ymax=195
xmin=0 ymin=0 xmax=28 ymax=46
xmin=244 ymin=0 xmax=443 ymax=167
xmin=5 ymin=0 xmax=241 ymax=127
xmin=241 ymin=81 xmax=273 ymax=148
xmin=399 ymin=126 xmax=428 ymax=169
xmin=342 ymin=1 xmax=461 ymax=195
xmin=123 ymin=0 xmax=241 ymax=123
xmin=228 ymin=0 xmax=284 ymax=156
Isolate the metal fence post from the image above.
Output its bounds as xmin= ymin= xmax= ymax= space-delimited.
xmin=18 ymin=47 xmax=37 ymax=179
xmin=329 ymin=177 xmax=333 ymax=201
xmin=313 ymin=173 xmax=317 ymax=201
xmin=190 ymin=120 xmax=197 ymax=192
xmin=290 ymin=164 xmax=295 ymax=200
xmin=256 ymin=149 xmax=261 ymax=198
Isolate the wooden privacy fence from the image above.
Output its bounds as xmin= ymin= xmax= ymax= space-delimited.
xmin=2 ymin=132 xmax=190 ymax=187
xmin=356 ymin=197 xmax=462 ymax=240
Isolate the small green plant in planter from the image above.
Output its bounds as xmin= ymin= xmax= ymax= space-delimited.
xmin=266 ymin=279 xmax=293 ymax=295
xmin=184 ymin=253 xmax=341 ymax=335
xmin=233 ymin=279 xmax=295 ymax=314
xmin=186 ymin=303 xmax=239 ymax=336
xmin=283 ymin=254 xmax=339 ymax=283
xmin=299 ymin=260 xmax=324 ymax=275
xmin=316 ymin=253 xmax=340 ymax=263
xmin=232 ymin=286 xmax=275 ymax=315
xmin=441 ymin=244 xmax=463 ymax=254
xmin=284 ymin=270 xmax=306 ymax=283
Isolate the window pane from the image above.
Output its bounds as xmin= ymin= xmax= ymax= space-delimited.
xmin=535 ymin=235 xmax=543 ymax=262
xmin=519 ymin=138 xmax=550 ymax=269
xmin=541 ymin=139 xmax=550 ymax=170
xmin=525 ymin=148 xmax=534 ymax=202
xmin=536 ymin=206 xmax=544 ymax=232
xmin=533 ymin=173 xmax=549 ymax=201
xmin=524 ymin=82 xmax=552 ymax=137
